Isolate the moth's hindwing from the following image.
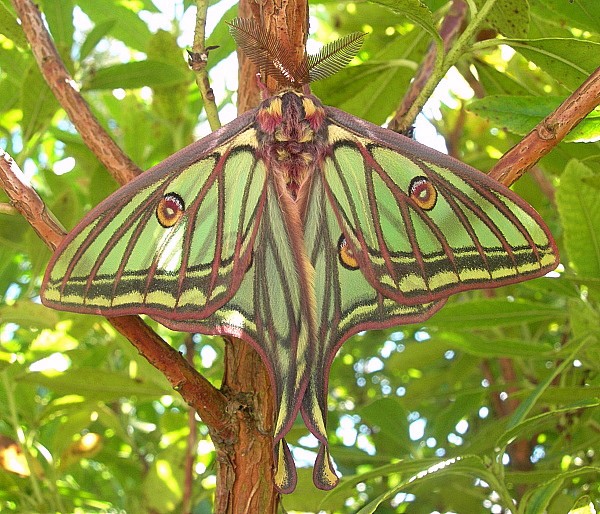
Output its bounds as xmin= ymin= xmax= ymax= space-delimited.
xmin=301 ymin=170 xmax=443 ymax=489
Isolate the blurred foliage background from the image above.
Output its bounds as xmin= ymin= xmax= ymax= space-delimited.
xmin=1 ymin=0 xmax=600 ymax=512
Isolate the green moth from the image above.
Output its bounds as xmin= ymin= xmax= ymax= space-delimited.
xmin=41 ymin=20 xmax=559 ymax=493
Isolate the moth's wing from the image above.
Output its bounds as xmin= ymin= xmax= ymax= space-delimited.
xmin=321 ymin=106 xmax=559 ymax=306
xmin=301 ymin=106 xmax=559 ymax=489
xmin=42 ymin=110 xmax=314 ymax=493
xmin=154 ymin=172 xmax=315 ymax=494
xmin=301 ymin=171 xmax=444 ymax=490
xmin=41 ymin=111 xmax=264 ymax=322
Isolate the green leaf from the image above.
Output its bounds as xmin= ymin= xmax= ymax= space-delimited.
xmin=355 ymin=455 xmax=509 ymax=513
xmin=147 ymin=30 xmax=190 ymax=124
xmin=498 ymin=399 xmax=600 ymax=449
xmin=367 ymin=0 xmax=441 ymax=45
xmin=0 ymin=1 xmax=28 ymax=48
xmin=30 ymin=328 xmax=80 ymax=353
xmin=0 ymin=79 xmax=20 ymax=116
xmin=143 ymin=446 xmax=185 ymax=512
xmin=359 ymin=398 xmax=412 ymax=453
xmin=314 ymin=60 xmax=417 ymax=124
xmin=75 ymin=1 xmax=152 ymax=51
xmin=79 ymin=19 xmax=116 ymax=60
xmin=0 ymin=302 xmax=59 ymax=329
xmin=42 ymin=0 xmax=74 ymax=54
xmin=320 ymin=458 xmax=465 ymax=510
xmin=0 ymin=45 xmax=29 ymax=85
xmin=467 ymin=95 xmax=600 ymax=142
xmin=20 ymin=64 xmax=60 ymax=142
xmin=426 ymin=298 xmax=565 ymax=329
xmin=505 ymin=38 xmax=600 ymax=91
xmin=472 ymin=62 xmax=531 ymax=96
xmin=530 ymin=0 xmax=600 ymax=35
xmin=83 ymin=60 xmax=190 ymax=90
xmin=441 ymin=332 xmax=555 ymax=358
xmin=522 ymin=467 xmax=600 ymax=514
xmin=506 ymin=336 xmax=592 ymax=429
xmin=386 ymin=337 xmax=453 ymax=371
xmin=568 ymin=299 xmax=600 ymax=342
xmin=18 ymin=368 xmax=171 ymax=399
xmin=434 ymin=390 xmax=485 ymax=439
xmin=477 ymin=0 xmax=530 ymax=38
xmin=539 ymin=386 xmax=600 ymax=404
xmin=556 ymin=160 xmax=600 ymax=278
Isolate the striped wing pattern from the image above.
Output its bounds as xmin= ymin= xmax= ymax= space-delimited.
xmin=292 ymin=109 xmax=558 ymax=486
xmin=323 ymin=110 xmax=558 ymax=306
xmin=43 ymin=120 xmax=263 ymax=321
xmin=153 ymin=174 xmax=313 ymax=493
xmin=302 ymin=170 xmax=444 ymax=489
xmin=41 ymin=91 xmax=559 ymax=493
xmin=42 ymin=118 xmax=313 ymax=493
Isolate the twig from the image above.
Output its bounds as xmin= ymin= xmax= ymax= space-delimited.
xmin=11 ymin=0 xmax=140 ymax=185
xmin=191 ymin=0 xmax=221 ymax=131
xmin=389 ymin=0 xmax=468 ymax=133
xmin=109 ymin=317 xmax=230 ymax=432
xmin=391 ymin=0 xmax=499 ymax=132
xmin=0 ymin=150 xmax=232 ymax=434
xmin=489 ymin=67 xmax=600 ymax=187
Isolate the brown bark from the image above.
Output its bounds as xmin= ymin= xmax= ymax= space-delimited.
xmin=489 ymin=66 xmax=600 ymax=187
xmin=237 ymin=0 xmax=309 ymax=110
xmin=214 ymin=341 xmax=278 ymax=513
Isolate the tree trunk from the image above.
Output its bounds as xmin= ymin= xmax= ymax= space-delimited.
xmin=212 ymin=0 xmax=308 ymax=511
xmin=213 ymin=341 xmax=279 ymax=513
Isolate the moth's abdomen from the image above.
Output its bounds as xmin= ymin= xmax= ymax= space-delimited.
xmin=255 ymin=91 xmax=329 ymax=198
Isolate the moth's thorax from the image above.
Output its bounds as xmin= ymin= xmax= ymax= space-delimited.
xmin=255 ymin=90 xmax=328 ymax=199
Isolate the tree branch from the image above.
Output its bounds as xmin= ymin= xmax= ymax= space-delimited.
xmin=191 ymin=0 xmax=221 ymax=131
xmin=489 ymin=67 xmax=600 ymax=187
xmin=389 ymin=0 xmax=468 ymax=133
xmin=0 ymin=150 xmax=65 ymax=250
xmin=11 ymin=0 xmax=140 ymax=184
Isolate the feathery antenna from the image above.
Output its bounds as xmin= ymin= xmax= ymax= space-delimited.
xmin=227 ymin=18 xmax=301 ymax=86
xmin=308 ymin=32 xmax=366 ymax=82
xmin=228 ymin=18 xmax=365 ymax=88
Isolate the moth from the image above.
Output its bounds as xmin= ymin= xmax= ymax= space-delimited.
xmin=41 ymin=19 xmax=559 ymax=493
